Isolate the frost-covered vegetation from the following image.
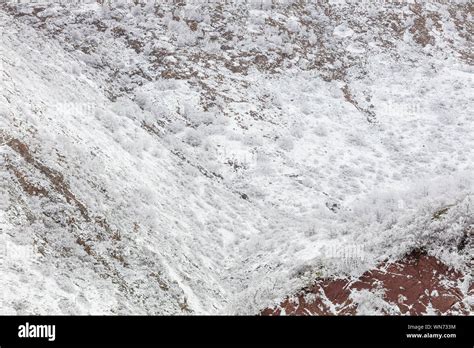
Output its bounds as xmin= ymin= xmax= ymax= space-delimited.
xmin=0 ymin=0 xmax=472 ymax=314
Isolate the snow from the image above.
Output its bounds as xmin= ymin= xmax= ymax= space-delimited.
xmin=0 ymin=1 xmax=472 ymax=315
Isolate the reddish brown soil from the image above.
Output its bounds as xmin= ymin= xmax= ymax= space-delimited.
xmin=262 ymin=251 xmax=471 ymax=315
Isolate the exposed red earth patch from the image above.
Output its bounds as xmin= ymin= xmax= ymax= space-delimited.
xmin=262 ymin=251 xmax=472 ymax=315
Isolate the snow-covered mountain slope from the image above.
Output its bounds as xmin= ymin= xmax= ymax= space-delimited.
xmin=0 ymin=1 xmax=472 ymax=314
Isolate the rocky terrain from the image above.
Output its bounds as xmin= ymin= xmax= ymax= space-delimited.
xmin=262 ymin=249 xmax=473 ymax=315
xmin=0 ymin=0 xmax=472 ymax=315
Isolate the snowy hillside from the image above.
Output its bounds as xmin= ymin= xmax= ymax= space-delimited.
xmin=0 ymin=0 xmax=472 ymax=315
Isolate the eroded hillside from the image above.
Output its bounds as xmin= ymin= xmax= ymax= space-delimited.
xmin=0 ymin=0 xmax=472 ymax=314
